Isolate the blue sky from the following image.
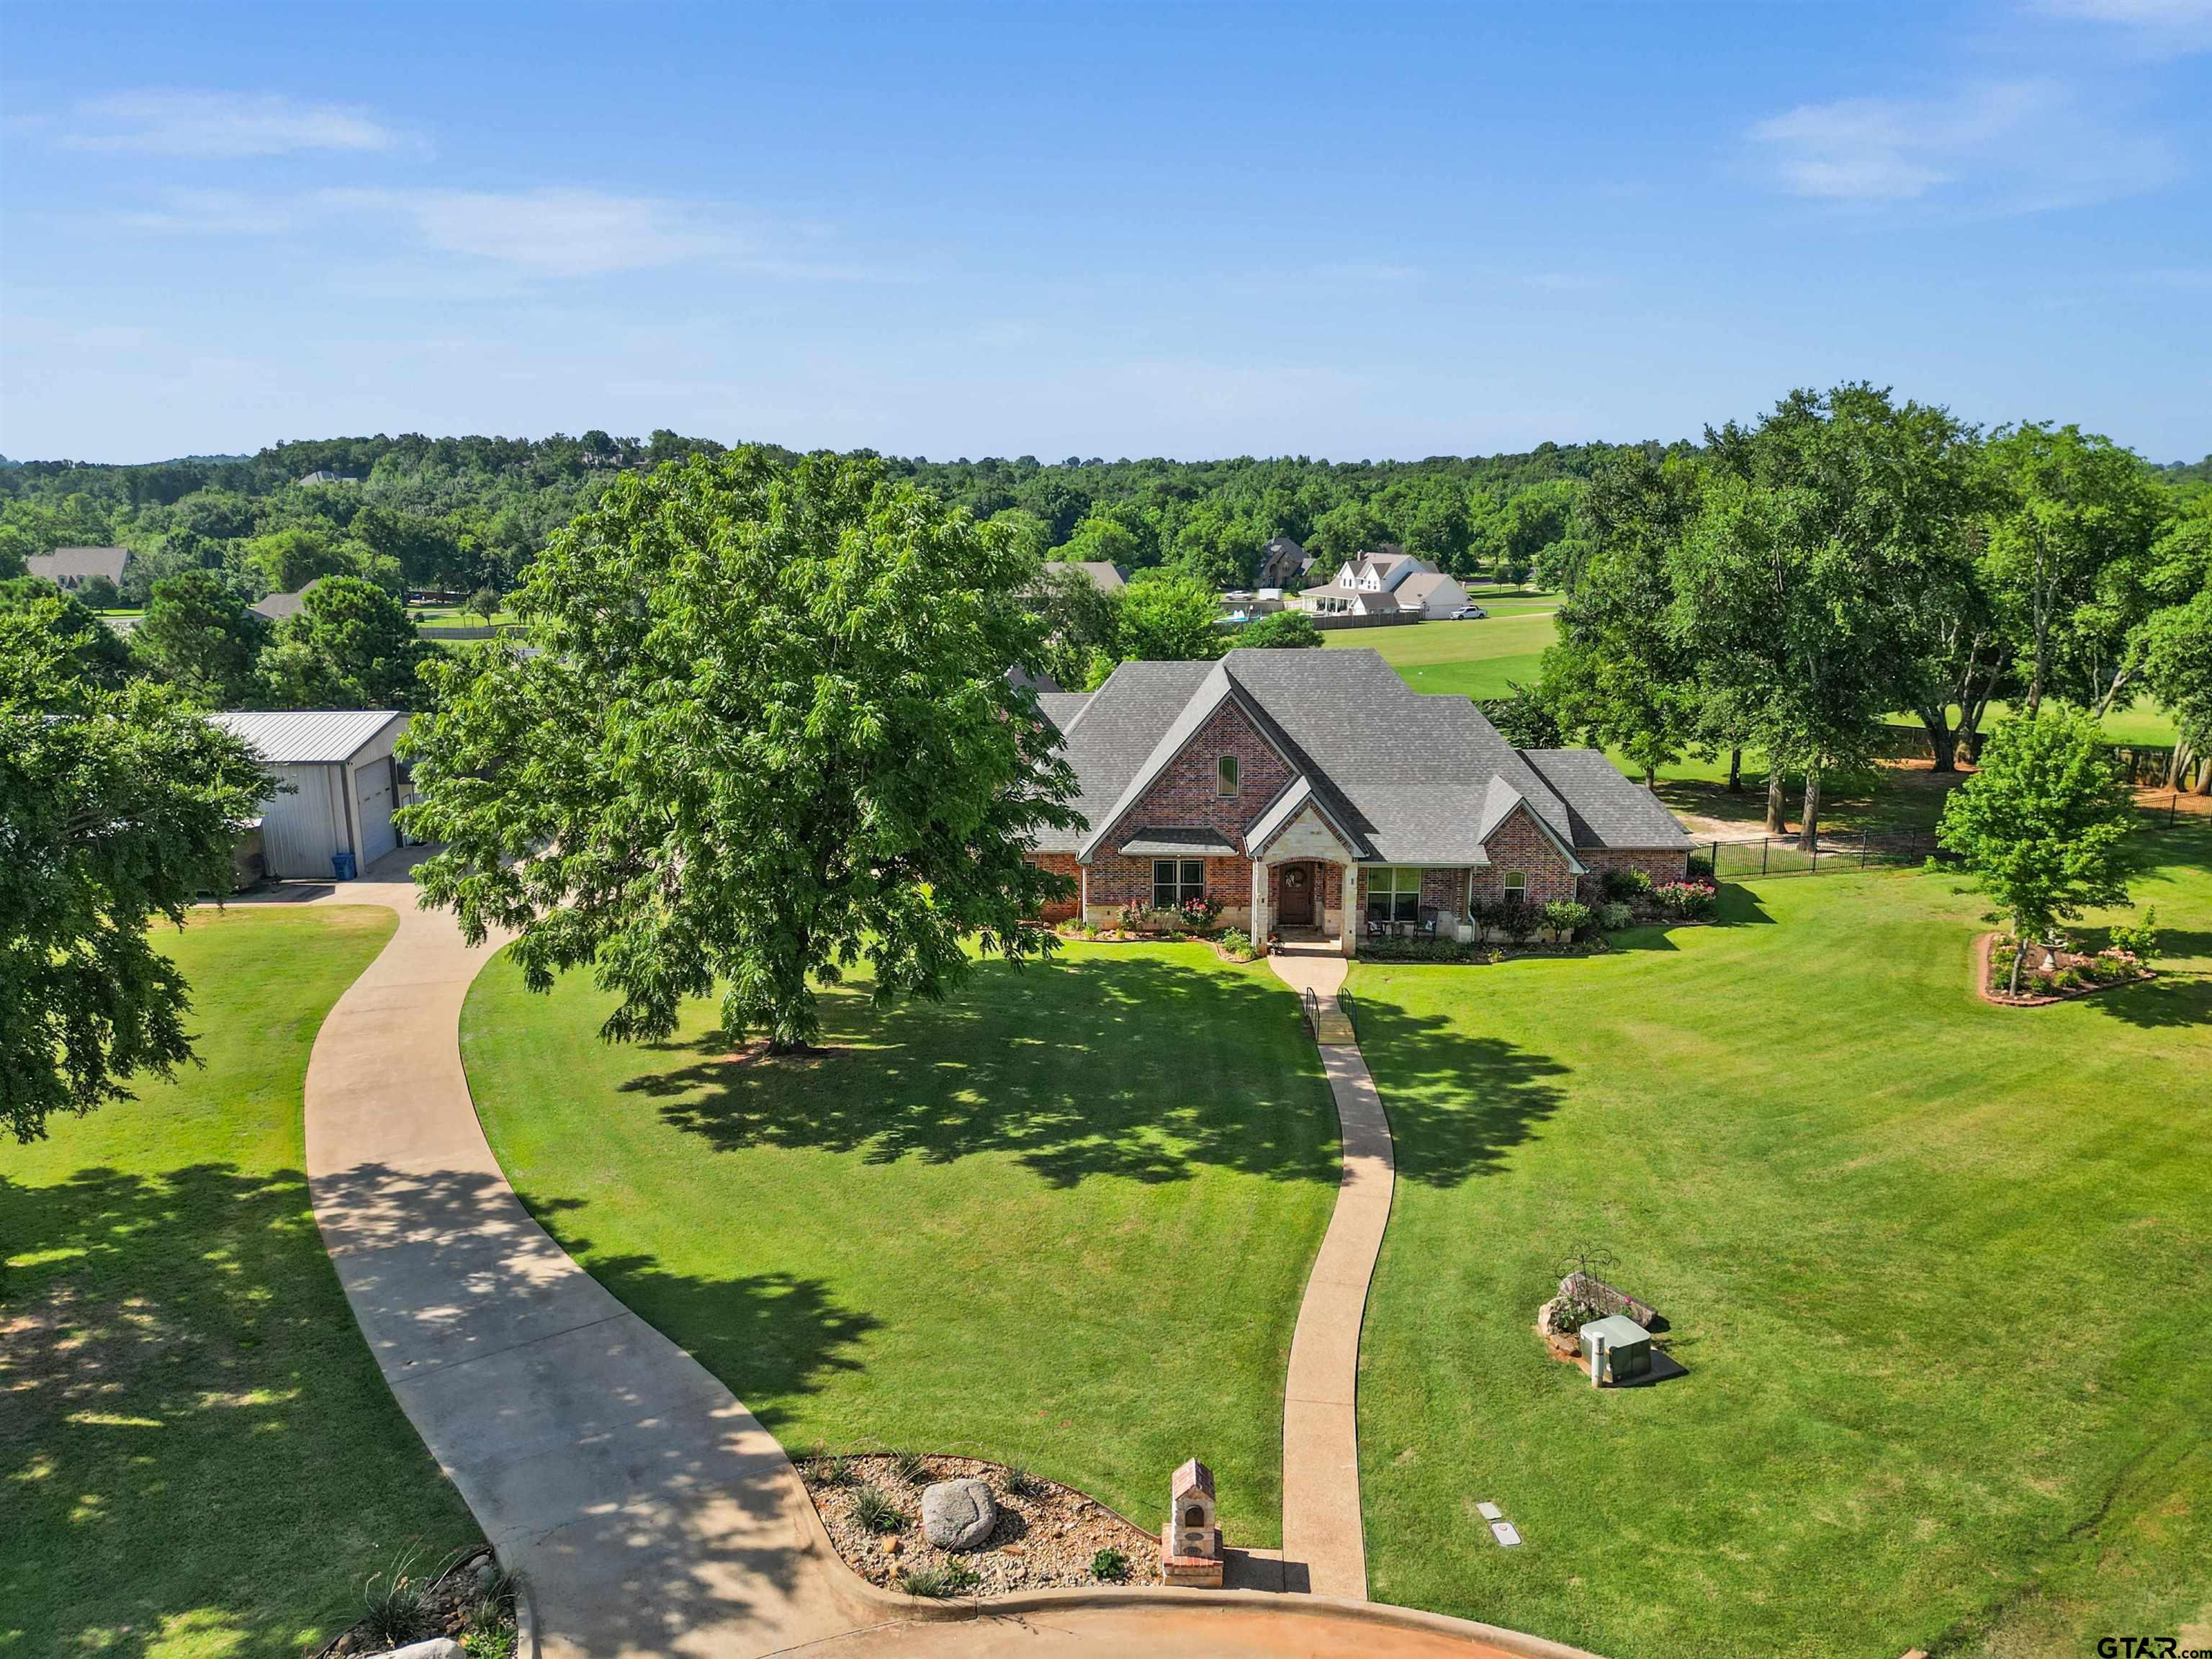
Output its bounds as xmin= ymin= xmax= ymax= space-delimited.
xmin=3 ymin=1 xmax=2207 ymax=464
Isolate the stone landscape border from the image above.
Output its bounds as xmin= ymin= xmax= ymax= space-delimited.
xmin=1972 ymin=931 xmax=2156 ymax=1008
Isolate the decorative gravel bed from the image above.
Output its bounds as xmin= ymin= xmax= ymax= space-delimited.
xmin=799 ymin=1453 xmax=1164 ymax=1596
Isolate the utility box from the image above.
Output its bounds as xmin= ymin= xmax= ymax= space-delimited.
xmin=1579 ymin=1314 xmax=1653 ymax=1384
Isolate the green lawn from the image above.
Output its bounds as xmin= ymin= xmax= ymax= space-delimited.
xmin=0 ymin=906 xmax=480 ymax=1659
xmin=1323 ymin=611 xmax=1558 ymax=698
xmin=1349 ymin=824 xmax=2212 ymax=1659
xmin=460 ymin=940 xmax=1339 ymax=1542
xmin=1329 ymin=609 xmax=2184 ymax=750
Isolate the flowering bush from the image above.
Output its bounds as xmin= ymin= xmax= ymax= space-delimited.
xmin=1177 ymin=892 xmax=1223 ymax=931
xmin=1652 ymin=879 xmax=1718 ymax=922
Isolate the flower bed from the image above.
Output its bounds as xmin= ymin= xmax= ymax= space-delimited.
xmin=799 ymin=1452 xmax=1162 ymax=1599
xmin=1977 ymin=933 xmax=2156 ymax=1007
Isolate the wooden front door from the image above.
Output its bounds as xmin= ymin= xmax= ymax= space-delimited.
xmin=1278 ymin=863 xmax=1315 ymax=926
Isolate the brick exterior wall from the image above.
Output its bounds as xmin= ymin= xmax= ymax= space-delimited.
xmin=1027 ymin=852 xmax=1081 ymax=922
xmin=1097 ymin=701 xmax=1297 ymax=858
xmin=1087 ymin=853 xmax=1253 ymax=927
xmin=1080 ymin=699 xmax=1296 ymax=929
xmin=1576 ymin=848 xmax=1693 ymax=902
xmin=1472 ymin=806 xmax=1578 ymax=905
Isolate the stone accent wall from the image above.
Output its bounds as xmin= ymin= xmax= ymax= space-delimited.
xmin=1576 ymin=848 xmax=1692 ymax=901
xmin=1473 ymin=807 xmax=1578 ymax=905
xmin=1098 ymin=701 xmax=1297 ymax=856
xmin=1027 ymin=852 xmax=1081 ymax=922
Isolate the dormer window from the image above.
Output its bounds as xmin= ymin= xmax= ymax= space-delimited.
xmin=1217 ymin=755 xmax=1241 ymax=796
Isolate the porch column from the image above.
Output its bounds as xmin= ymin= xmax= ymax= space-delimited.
xmin=1249 ymin=858 xmax=1267 ymax=940
xmin=1340 ymin=859 xmax=1359 ymax=957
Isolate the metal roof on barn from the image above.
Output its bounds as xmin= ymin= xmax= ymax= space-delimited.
xmin=208 ymin=709 xmax=406 ymax=765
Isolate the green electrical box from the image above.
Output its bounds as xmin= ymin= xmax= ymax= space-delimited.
xmin=1579 ymin=1314 xmax=1652 ymax=1383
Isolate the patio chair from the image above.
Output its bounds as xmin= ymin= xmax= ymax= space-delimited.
xmin=1417 ymin=907 xmax=1440 ymax=939
xmin=1365 ymin=917 xmax=1389 ymax=943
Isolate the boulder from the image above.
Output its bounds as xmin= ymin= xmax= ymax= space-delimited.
xmin=921 ymin=1477 xmax=997 ymax=1551
xmin=372 ymin=1640 xmax=464 ymax=1659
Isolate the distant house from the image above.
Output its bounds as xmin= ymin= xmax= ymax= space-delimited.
xmin=297 ymin=470 xmax=361 ymax=486
xmin=1293 ymin=549 xmax=1465 ymax=619
xmin=1256 ymin=536 xmax=1313 ymax=589
xmin=252 ymin=577 xmax=324 ymax=624
xmin=27 ymin=545 xmax=130 ymax=592
xmin=1043 ymin=560 xmax=1130 ymax=595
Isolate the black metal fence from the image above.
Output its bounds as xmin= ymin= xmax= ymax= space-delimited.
xmin=1706 ymin=794 xmax=2196 ymax=882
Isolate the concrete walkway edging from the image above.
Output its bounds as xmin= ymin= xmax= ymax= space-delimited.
xmin=1267 ymin=948 xmax=1397 ymax=1601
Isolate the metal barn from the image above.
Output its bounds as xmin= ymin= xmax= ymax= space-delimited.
xmin=208 ymin=710 xmax=412 ymax=880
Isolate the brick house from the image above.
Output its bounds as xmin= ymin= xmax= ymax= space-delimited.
xmin=1027 ymin=649 xmax=1694 ymax=953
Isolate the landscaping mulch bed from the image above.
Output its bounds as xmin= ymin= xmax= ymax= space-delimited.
xmin=1974 ymin=932 xmax=2156 ymax=1007
xmin=311 ymin=1545 xmax=517 ymax=1658
xmin=799 ymin=1453 xmax=1164 ymax=1598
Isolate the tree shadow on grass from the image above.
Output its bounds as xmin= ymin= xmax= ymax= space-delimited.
xmin=2086 ymin=969 xmax=2212 ymax=1030
xmin=624 ymin=953 xmax=1343 ymax=1190
xmin=1335 ymin=996 xmax=1571 ymax=1188
xmin=0 ymin=1162 xmax=477 ymax=1659
xmin=3 ymin=1160 xmax=878 ymax=1658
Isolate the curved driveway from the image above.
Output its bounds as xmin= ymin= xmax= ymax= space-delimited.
xmin=297 ymin=860 xmax=1576 ymax=1658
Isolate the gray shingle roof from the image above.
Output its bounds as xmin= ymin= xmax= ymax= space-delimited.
xmin=27 ymin=546 xmax=128 ymax=587
xmin=1521 ymin=750 xmax=1698 ymax=850
xmin=1043 ymin=560 xmax=1128 ymax=593
xmin=1035 ymin=692 xmax=1092 ymax=732
xmin=1033 ymin=648 xmax=1690 ymax=865
xmin=251 ymin=577 xmax=323 ymax=624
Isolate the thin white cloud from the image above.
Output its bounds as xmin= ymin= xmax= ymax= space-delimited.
xmin=1749 ymin=78 xmax=2173 ymax=211
xmin=2036 ymin=0 xmax=2212 ymax=53
xmin=118 ymin=188 xmax=302 ymax=236
xmin=347 ymin=188 xmax=724 ymax=276
xmin=60 ymin=90 xmax=403 ymax=158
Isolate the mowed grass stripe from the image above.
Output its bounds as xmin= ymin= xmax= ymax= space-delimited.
xmin=0 ymin=905 xmax=480 ymax=1659
xmin=1349 ymin=828 xmax=2212 ymax=1659
xmin=461 ymin=940 xmax=1340 ymax=1543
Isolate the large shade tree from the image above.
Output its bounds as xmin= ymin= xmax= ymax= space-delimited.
xmin=1 ymin=592 xmax=270 ymax=1141
xmin=399 ymin=449 xmax=1079 ymax=1053
xmin=132 ymin=569 xmax=270 ymax=707
xmin=256 ymin=575 xmax=431 ymax=709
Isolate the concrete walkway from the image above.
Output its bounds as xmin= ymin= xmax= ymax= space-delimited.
xmin=1267 ymin=948 xmax=1397 ymax=1601
xmin=300 ymin=867 xmax=876 ymax=1658
xmin=291 ymin=864 xmax=1547 ymax=1657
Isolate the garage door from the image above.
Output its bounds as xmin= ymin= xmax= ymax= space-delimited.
xmin=354 ymin=760 xmax=397 ymax=866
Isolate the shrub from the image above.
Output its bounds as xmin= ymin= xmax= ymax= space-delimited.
xmin=2109 ymin=908 xmax=2161 ymax=960
xmin=1176 ymin=892 xmax=1223 ymax=931
xmin=890 ymin=1448 xmax=930 ymax=1483
xmin=1542 ymin=899 xmax=1593 ymax=939
xmin=999 ymin=1464 xmax=1045 ymax=1498
xmin=1494 ymin=898 xmax=1540 ymax=940
xmin=1091 ymin=1547 xmax=1130 ymax=1582
xmin=899 ymin=1562 xmax=980 ymax=1598
xmin=1596 ymin=900 xmax=1633 ymax=932
xmin=359 ymin=1549 xmax=434 ymax=1649
xmin=809 ymin=1449 xmax=853 ymax=1487
xmin=1599 ymin=867 xmax=1653 ymax=902
xmin=851 ymin=1484 xmax=905 ymax=1533
xmin=1652 ymin=880 xmax=1717 ymax=922
xmin=1687 ymin=853 xmax=1714 ymax=881
xmin=1216 ymin=927 xmax=1256 ymax=961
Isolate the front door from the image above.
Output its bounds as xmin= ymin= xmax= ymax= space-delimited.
xmin=1278 ymin=863 xmax=1314 ymax=927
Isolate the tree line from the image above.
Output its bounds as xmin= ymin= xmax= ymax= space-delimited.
xmin=1517 ymin=386 xmax=2211 ymax=845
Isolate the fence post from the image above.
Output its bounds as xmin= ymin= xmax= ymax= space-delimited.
xmin=1761 ymin=838 xmax=1768 ymax=877
xmin=1810 ymin=837 xmax=1819 ymax=874
xmin=1861 ymin=833 xmax=1869 ymax=870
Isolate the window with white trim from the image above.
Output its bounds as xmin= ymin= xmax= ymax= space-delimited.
xmin=1364 ymin=866 xmax=1421 ymax=923
xmin=1502 ymin=871 xmax=1528 ymax=902
xmin=1154 ymin=859 xmax=1205 ymax=909
xmin=1216 ymin=755 xmax=1240 ymax=796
